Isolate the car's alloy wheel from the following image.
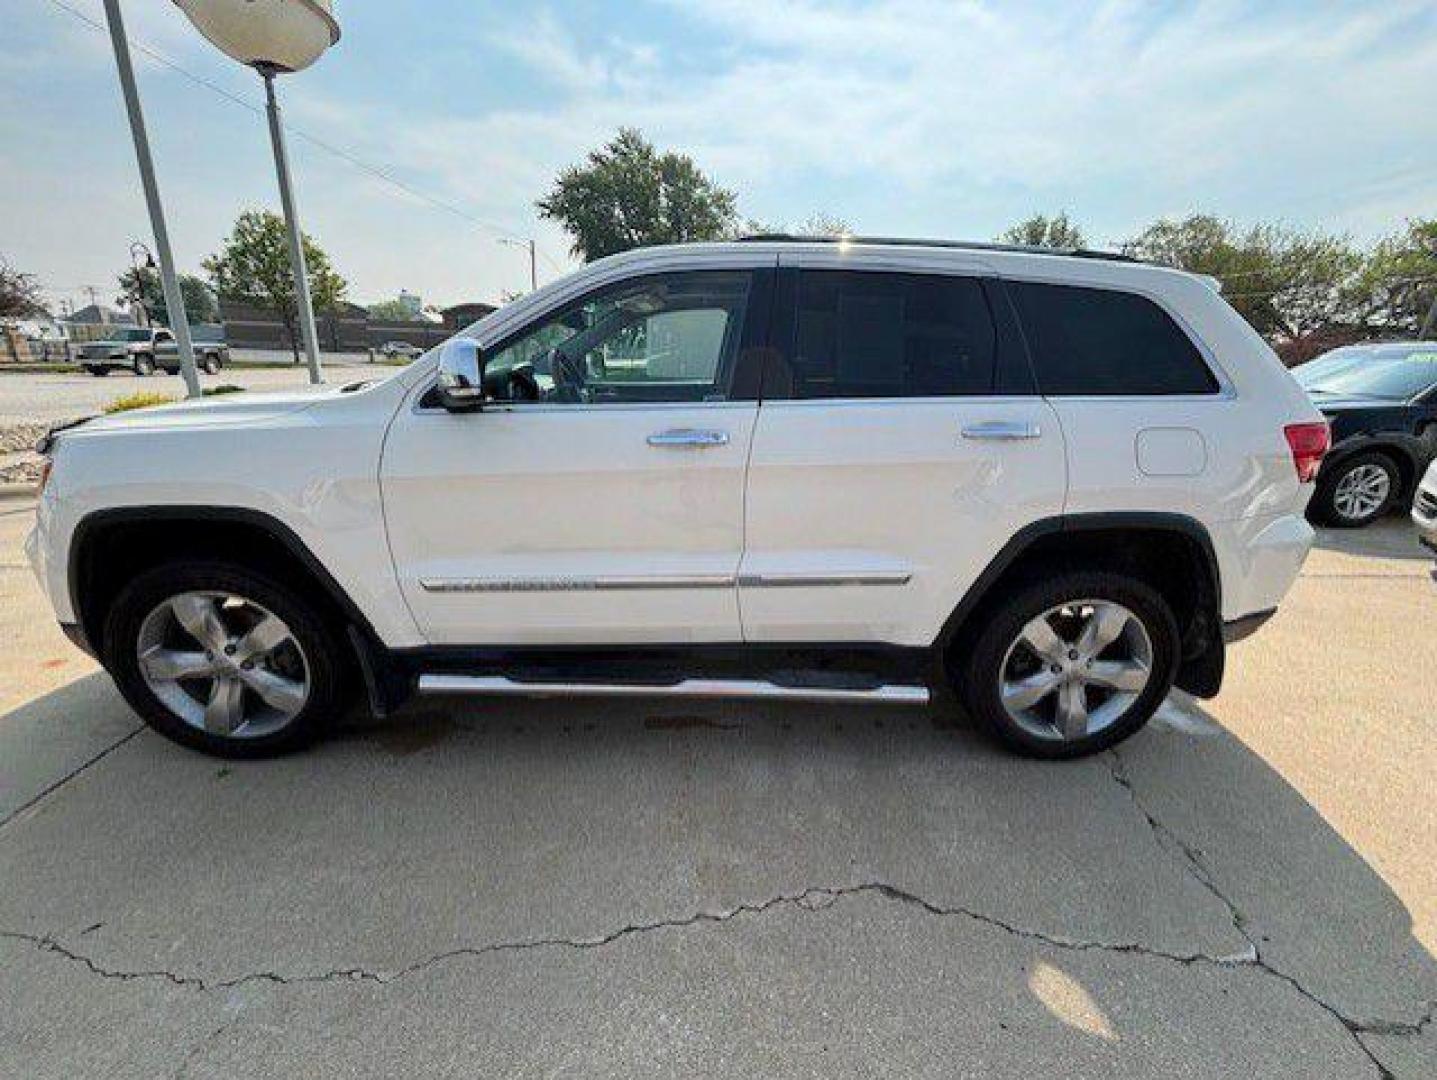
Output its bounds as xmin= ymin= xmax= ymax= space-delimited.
xmin=1332 ymin=461 xmax=1392 ymax=522
xmin=998 ymin=600 xmax=1152 ymax=743
xmin=202 ymin=356 xmax=220 ymax=374
xmin=134 ymin=355 xmax=155 ymax=376
xmin=136 ymin=591 xmax=310 ymax=739
xmin=104 ymin=561 xmax=348 ymax=757
xmin=953 ymin=570 xmax=1178 ymax=758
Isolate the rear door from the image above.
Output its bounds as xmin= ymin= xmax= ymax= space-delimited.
xmin=739 ymin=255 xmax=1067 ymax=646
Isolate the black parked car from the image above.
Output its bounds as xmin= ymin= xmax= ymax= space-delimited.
xmin=1295 ymin=342 xmax=1437 ymax=527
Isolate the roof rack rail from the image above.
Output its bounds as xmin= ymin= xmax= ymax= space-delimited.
xmin=735 ymin=233 xmax=1141 ymax=263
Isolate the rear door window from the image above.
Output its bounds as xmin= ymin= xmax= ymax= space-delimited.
xmin=1010 ymin=281 xmax=1218 ymax=396
xmin=788 ymin=270 xmax=997 ymax=398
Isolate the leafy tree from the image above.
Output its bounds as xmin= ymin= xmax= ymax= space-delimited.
xmin=740 ymin=212 xmax=852 ymax=238
xmin=1124 ymin=214 xmax=1361 ymax=339
xmin=537 ymin=128 xmax=739 ymax=261
xmin=116 ymin=267 xmax=218 ymax=326
xmin=0 ymin=257 xmax=45 ymax=319
xmin=203 ymin=209 xmax=347 ymax=362
xmin=999 ymin=211 xmax=1086 ymax=250
xmin=364 ymin=297 xmax=419 ymax=323
xmin=1345 ymin=217 xmax=1437 ymax=336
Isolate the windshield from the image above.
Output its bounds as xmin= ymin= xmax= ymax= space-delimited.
xmin=1304 ymin=350 xmax=1437 ymax=400
xmin=113 ymin=328 xmax=153 ymax=342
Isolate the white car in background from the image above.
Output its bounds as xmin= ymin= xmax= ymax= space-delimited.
xmin=28 ymin=237 xmax=1327 ymax=760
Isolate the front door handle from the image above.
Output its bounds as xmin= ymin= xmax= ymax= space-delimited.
xmin=647 ymin=428 xmax=730 ymax=448
xmin=961 ymin=421 xmax=1041 ymax=441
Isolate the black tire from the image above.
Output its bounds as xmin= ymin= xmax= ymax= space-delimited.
xmin=102 ymin=560 xmax=351 ymax=758
xmin=1310 ymin=451 xmax=1400 ymax=528
xmin=87 ymin=365 xmax=110 ymax=377
xmin=951 ymin=570 xmax=1180 ymax=759
xmin=133 ymin=354 xmax=156 ymax=377
xmin=201 ymin=354 xmax=221 ymax=375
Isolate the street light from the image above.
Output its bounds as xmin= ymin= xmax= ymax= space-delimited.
xmin=172 ymin=1 xmax=340 ymax=385
xmin=500 ymin=236 xmax=539 ymax=293
xmin=127 ymin=241 xmax=156 ymax=327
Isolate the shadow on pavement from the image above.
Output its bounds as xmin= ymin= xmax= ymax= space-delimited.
xmin=0 ymin=679 xmax=1433 ymax=1075
xmin=1312 ymin=516 xmax=1432 ymax=562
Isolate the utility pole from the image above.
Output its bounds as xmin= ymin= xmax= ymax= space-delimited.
xmin=102 ymin=0 xmax=201 ymax=398
xmin=260 ymin=67 xmax=324 ymax=384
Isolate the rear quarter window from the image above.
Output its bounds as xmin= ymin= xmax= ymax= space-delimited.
xmin=1010 ymin=281 xmax=1218 ymax=396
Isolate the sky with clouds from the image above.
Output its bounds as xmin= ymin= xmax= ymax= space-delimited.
xmin=3 ymin=0 xmax=1435 ymax=313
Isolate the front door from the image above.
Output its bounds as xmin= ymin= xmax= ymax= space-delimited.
xmin=740 ymin=257 xmax=1067 ymax=647
xmin=382 ymin=266 xmax=770 ymax=646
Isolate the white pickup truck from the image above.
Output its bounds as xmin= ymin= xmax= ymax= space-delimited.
xmin=28 ymin=237 xmax=1327 ymax=760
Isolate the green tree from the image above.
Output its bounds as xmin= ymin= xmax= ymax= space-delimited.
xmin=202 ymin=209 xmax=347 ymax=362
xmin=537 ymin=128 xmax=739 ymax=261
xmin=740 ymin=212 xmax=852 ymax=238
xmin=0 ymin=256 xmax=45 ymax=318
xmin=116 ymin=267 xmax=218 ymax=326
xmin=1345 ymin=217 xmax=1437 ymax=336
xmin=999 ymin=211 xmax=1086 ymax=249
xmin=1124 ymin=214 xmax=1361 ymax=339
xmin=367 ymin=297 xmax=423 ymax=322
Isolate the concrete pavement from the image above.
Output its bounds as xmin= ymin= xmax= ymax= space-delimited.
xmin=0 ymin=501 xmax=1433 ymax=1077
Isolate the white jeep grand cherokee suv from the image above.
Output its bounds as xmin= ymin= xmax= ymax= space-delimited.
xmin=27 ymin=238 xmax=1328 ymax=759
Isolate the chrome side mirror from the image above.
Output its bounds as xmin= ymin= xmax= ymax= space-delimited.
xmin=436 ymin=337 xmax=485 ymax=412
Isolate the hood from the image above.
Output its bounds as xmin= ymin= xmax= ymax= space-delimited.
xmin=75 ymin=386 xmax=336 ymax=436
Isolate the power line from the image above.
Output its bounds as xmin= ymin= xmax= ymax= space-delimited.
xmin=43 ymin=0 xmax=549 ymax=256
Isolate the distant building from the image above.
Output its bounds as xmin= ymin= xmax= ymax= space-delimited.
xmin=397 ymin=290 xmax=424 ymax=319
xmin=441 ymin=302 xmax=498 ymax=334
xmin=67 ymin=303 xmax=134 ymax=325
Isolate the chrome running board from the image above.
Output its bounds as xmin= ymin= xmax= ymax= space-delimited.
xmin=416 ymin=674 xmax=930 ymax=705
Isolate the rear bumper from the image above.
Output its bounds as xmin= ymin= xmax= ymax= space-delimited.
xmin=1211 ymin=512 xmax=1315 ymax=623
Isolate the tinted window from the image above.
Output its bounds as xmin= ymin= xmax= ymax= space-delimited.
xmin=482 ymin=271 xmax=751 ymax=404
xmin=1012 ymin=281 xmax=1218 ymax=396
xmin=789 ymin=271 xmax=996 ymax=398
xmin=1303 ymin=353 xmax=1437 ymax=400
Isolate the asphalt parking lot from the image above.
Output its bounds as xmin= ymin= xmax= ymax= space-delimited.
xmin=0 ymin=496 xmax=1433 ymax=1078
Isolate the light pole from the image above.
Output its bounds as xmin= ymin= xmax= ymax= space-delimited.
xmin=501 ymin=236 xmax=539 ymax=292
xmin=172 ymin=1 xmax=340 ymax=384
xmin=103 ymin=0 xmax=202 ymax=396
xmin=128 ymin=240 xmax=156 ymax=327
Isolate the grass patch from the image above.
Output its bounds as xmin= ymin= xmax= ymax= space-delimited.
xmin=104 ymin=391 xmax=177 ymax=414
xmin=104 ymin=385 xmax=246 ymax=413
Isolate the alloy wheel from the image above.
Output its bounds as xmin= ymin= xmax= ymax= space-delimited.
xmin=136 ymin=591 xmax=310 ymax=738
xmin=1333 ymin=462 xmax=1391 ymax=521
xmin=998 ymin=599 xmax=1153 ymax=742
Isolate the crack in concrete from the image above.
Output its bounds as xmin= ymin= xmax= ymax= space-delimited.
xmin=1105 ymin=747 xmax=1432 ymax=1078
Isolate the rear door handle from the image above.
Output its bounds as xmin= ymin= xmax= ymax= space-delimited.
xmin=961 ymin=421 xmax=1041 ymax=441
xmin=647 ymin=428 xmax=730 ymax=448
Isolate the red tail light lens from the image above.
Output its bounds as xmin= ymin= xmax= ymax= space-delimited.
xmin=1283 ymin=422 xmax=1330 ymax=483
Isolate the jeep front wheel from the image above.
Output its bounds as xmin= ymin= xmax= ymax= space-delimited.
xmin=953 ymin=571 xmax=1179 ymax=758
xmin=133 ymin=353 xmax=156 ymax=376
xmin=102 ymin=561 xmax=351 ymax=757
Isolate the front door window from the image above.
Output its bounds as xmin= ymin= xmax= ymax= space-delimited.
xmin=482 ymin=271 xmax=751 ymax=404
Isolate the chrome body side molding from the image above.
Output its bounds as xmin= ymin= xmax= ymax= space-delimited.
xmin=416 ymin=674 xmax=930 ymax=705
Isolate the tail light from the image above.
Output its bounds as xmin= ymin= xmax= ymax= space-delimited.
xmin=1283 ymin=422 xmax=1330 ymax=483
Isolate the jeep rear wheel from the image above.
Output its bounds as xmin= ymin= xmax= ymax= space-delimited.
xmin=133 ymin=353 xmax=156 ymax=377
xmin=201 ymin=354 xmax=221 ymax=374
xmin=102 ymin=561 xmax=351 ymax=757
xmin=953 ymin=571 xmax=1179 ymax=758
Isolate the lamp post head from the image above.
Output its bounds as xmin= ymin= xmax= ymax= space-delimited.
xmin=171 ymin=0 xmax=339 ymax=74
